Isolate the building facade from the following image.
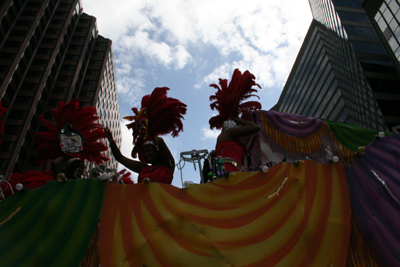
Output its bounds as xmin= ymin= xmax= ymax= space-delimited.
xmin=0 ymin=0 xmax=121 ymax=178
xmin=364 ymin=0 xmax=400 ymax=67
xmin=273 ymin=0 xmax=400 ymax=131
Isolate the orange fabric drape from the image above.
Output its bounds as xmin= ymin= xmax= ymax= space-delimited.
xmin=99 ymin=161 xmax=351 ymax=267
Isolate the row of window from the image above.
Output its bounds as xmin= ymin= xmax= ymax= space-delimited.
xmin=375 ymin=0 xmax=400 ymax=62
xmin=351 ymin=40 xmax=388 ymax=55
xmin=344 ymin=24 xmax=378 ymax=38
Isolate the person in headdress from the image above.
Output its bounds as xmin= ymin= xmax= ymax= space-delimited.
xmin=35 ymin=99 xmax=108 ymax=180
xmin=209 ymin=69 xmax=261 ymax=173
xmin=105 ymin=87 xmax=187 ymax=184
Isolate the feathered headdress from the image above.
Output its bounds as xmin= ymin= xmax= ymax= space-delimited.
xmin=35 ymin=99 xmax=108 ymax=166
xmin=209 ymin=69 xmax=262 ymax=129
xmin=0 ymin=102 xmax=7 ymax=144
xmin=123 ymin=87 xmax=187 ymax=159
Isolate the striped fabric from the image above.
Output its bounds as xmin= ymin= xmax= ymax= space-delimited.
xmin=345 ymin=134 xmax=400 ymax=267
xmin=1 ymin=110 xmax=399 ymax=266
xmin=99 ymin=161 xmax=350 ymax=267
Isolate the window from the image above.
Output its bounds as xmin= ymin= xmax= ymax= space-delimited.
xmin=46 ymin=28 xmax=61 ymax=35
xmin=83 ymin=79 xmax=97 ymax=85
xmin=0 ymin=142 xmax=14 ymax=152
xmin=53 ymin=87 xmax=68 ymax=94
xmin=68 ymin=45 xmax=82 ymax=51
xmin=10 ymin=30 xmax=27 ymax=37
xmin=26 ymin=70 xmax=43 ymax=78
xmin=61 ymin=65 xmax=76 ymax=71
xmin=32 ymin=59 xmax=47 ymax=66
xmin=37 ymin=48 xmax=52 ymax=55
xmin=57 ymin=75 xmax=72 ymax=83
xmin=52 ymin=19 xmax=63 ymax=25
xmin=20 ymin=83 xmax=38 ymax=91
xmin=79 ymin=19 xmax=91 ymax=25
xmin=86 ymin=70 xmax=100 ymax=76
xmin=4 ymin=41 xmax=20 ymax=48
xmin=42 ymin=38 xmax=56 ymax=45
xmin=15 ymin=96 xmax=32 ymax=105
xmin=337 ymin=10 xmax=370 ymax=23
xmin=55 ymin=11 xmax=67 ymax=17
xmin=75 ymin=27 xmax=88 ymax=33
xmin=58 ymin=3 xmax=72 ymax=9
xmin=89 ymin=60 xmax=102 ymax=66
xmin=80 ymin=90 xmax=94 ymax=97
xmin=21 ymin=10 xmax=36 ymax=17
xmin=48 ymin=99 xmax=61 ymax=106
xmin=8 ymin=110 xmax=27 ymax=120
xmin=65 ymin=55 xmax=79 ymax=61
xmin=0 ymin=52 xmax=15 ymax=60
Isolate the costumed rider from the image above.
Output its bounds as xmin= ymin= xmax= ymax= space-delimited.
xmin=35 ymin=99 xmax=109 ymax=180
xmin=105 ymin=87 xmax=187 ymax=184
xmin=209 ymin=69 xmax=261 ymax=177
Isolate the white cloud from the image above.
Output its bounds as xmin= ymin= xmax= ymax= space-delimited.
xmin=116 ymin=68 xmax=147 ymax=107
xmin=173 ymin=45 xmax=192 ymax=70
xmin=82 ymin=0 xmax=154 ymax=41
xmin=118 ymin=120 xmax=139 ymax=182
xmin=82 ymin=0 xmax=312 ymax=184
xmin=84 ymin=0 xmax=311 ymax=80
xmin=117 ymin=33 xmax=192 ymax=70
xmin=202 ymin=63 xmax=232 ymax=86
xmin=201 ymin=127 xmax=220 ymax=141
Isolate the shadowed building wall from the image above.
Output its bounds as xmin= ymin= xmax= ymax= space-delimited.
xmin=273 ymin=0 xmax=400 ymax=131
xmin=0 ymin=0 xmax=121 ymax=177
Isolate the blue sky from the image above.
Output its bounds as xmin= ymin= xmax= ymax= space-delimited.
xmin=82 ymin=0 xmax=312 ymax=187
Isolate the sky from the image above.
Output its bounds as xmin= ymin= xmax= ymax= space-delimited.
xmin=82 ymin=0 xmax=313 ymax=187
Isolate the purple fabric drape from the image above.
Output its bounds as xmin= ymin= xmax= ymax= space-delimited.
xmin=242 ymin=110 xmax=344 ymax=167
xmin=264 ymin=110 xmax=324 ymax=137
xmin=345 ymin=134 xmax=400 ymax=267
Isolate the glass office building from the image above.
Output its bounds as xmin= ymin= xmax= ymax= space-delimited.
xmin=273 ymin=0 xmax=400 ymax=131
xmin=364 ymin=0 xmax=400 ymax=63
xmin=0 ymin=0 xmax=122 ymax=177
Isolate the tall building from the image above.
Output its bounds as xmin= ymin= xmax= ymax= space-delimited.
xmin=273 ymin=0 xmax=400 ymax=131
xmin=363 ymin=0 xmax=400 ymax=70
xmin=272 ymin=19 xmax=386 ymax=130
xmin=0 ymin=0 xmax=122 ymax=178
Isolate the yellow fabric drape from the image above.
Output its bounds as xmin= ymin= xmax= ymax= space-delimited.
xmin=99 ymin=161 xmax=351 ymax=267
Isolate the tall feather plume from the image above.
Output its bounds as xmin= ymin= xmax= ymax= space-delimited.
xmin=124 ymin=87 xmax=187 ymax=159
xmin=209 ymin=69 xmax=262 ymax=129
xmin=35 ymin=99 xmax=108 ymax=165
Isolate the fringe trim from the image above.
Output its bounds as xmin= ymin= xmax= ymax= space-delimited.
xmin=259 ymin=111 xmax=354 ymax=163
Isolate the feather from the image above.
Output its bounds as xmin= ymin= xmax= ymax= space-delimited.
xmin=209 ymin=69 xmax=262 ymax=129
xmin=35 ymin=99 xmax=109 ymax=165
xmin=127 ymin=87 xmax=187 ymax=158
xmin=0 ymin=171 xmax=53 ymax=198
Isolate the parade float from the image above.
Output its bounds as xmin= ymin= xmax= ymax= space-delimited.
xmin=0 ymin=109 xmax=398 ymax=267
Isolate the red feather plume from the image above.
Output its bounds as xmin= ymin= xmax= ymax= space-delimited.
xmin=0 ymin=171 xmax=53 ymax=198
xmin=209 ymin=69 xmax=262 ymax=129
xmin=124 ymin=87 xmax=187 ymax=159
xmin=35 ymin=99 xmax=108 ymax=165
